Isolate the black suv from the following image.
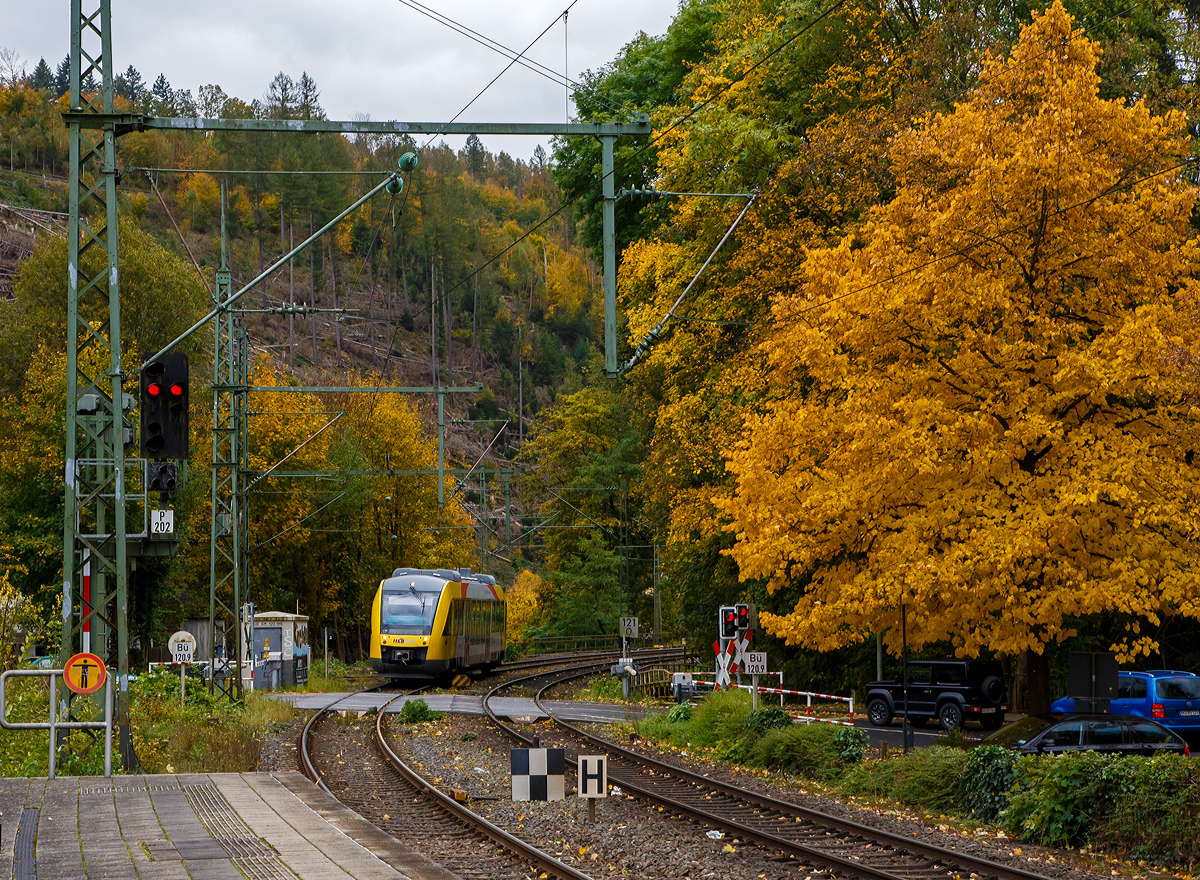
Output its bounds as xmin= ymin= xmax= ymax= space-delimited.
xmin=865 ymin=660 xmax=1009 ymax=730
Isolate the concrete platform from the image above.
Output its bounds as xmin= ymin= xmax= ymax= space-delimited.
xmin=0 ymin=772 xmax=457 ymax=880
xmin=272 ymin=692 xmax=648 ymax=724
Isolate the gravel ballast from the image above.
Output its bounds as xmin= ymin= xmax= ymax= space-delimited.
xmin=261 ymin=703 xmax=1136 ymax=880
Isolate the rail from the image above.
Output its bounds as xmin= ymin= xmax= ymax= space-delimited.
xmin=481 ymin=665 xmax=1059 ymax=880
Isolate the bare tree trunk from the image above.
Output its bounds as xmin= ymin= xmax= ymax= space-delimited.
xmin=310 ymin=211 xmax=317 ymax=368
xmin=402 ymin=260 xmax=409 ymax=309
xmin=1020 ymin=648 xmax=1052 ymax=715
xmin=518 ymin=320 xmax=523 ymax=444
xmin=288 ymin=223 xmax=295 ymax=372
xmin=430 ymin=256 xmax=438 ymax=386
xmin=330 ymin=236 xmax=342 ymax=368
xmin=472 ymin=272 xmax=479 ymax=382
xmin=443 ymin=257 xmax=453 ymax=376
xmin=369 ymin=251 xmax=378 ymax=370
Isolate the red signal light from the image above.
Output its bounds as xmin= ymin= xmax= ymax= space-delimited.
xmin=169 ymin=384 xmax=184 ymax=396
xmin=147 ymin=384 xmax=161 ymax=396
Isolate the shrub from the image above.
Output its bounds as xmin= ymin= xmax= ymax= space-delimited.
xmin=834 ymin=725 xmax=869 ymax=764
xmin=577 ymin=675 xmax=623 ymax=702
xmin=744 ymin=707 xmax=792 ymax=737
xmin=666 ymin=703 xmax=692 ymax=723
xmin=748 ymin=721 xmax=866 ymax=781
xmin=841 ymin=746 xmax=969 ymax=813
xmin=690 ymin=689 xmax=754 ymax=747
xmin=127 ymin=671 xmax=294 ymax=773
xmin=399 ymin=697 xmax=442 ymax=723
xmin=1091 ymin=754 xmax=1200 ymax=863
xmin=634 ymin=688 xmax=751 ymax=750
xmin=1002 ymin=752 xmax=1123 ymax=847
xmin=963 ymin=745 xmax=1017 ymax=822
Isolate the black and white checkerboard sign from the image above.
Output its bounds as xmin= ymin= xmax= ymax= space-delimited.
xmin=510 ymin=748 xmax=565 ymax=801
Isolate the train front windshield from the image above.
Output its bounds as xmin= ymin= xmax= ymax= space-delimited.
xmin=381 ymin=588 xmax=441 ymax=634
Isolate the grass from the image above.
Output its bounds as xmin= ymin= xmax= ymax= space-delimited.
xmin=130 ymin=670 xmax=298 ymax=773
xmin=287 ymin=654 xmax=376 ymax=693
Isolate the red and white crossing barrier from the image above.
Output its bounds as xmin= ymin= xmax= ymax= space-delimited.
xmin=693 ymin=671 xmax=855 ymax=723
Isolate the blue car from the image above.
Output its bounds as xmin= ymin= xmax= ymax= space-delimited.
xmin=1051 ymin=670 xmax=1200 ymax=737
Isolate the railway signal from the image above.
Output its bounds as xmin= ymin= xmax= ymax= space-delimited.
xmin=719 ymin=606 xmax=737 ymax=638
xmin=147 ymin=461 xmax=177 ymax=494
xmin=735 ymin=603 xmax=750 ymax=631
xmin=140 ymin=353 xmax=189 ymax=460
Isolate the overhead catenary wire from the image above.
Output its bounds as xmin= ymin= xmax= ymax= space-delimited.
xmin=417 ymin=0 xmax=585 ymax=153
xmin=425 ymin=0 xmax=852 ymax=312
xmin=428 ymin=0 xmax=1153 ymax=332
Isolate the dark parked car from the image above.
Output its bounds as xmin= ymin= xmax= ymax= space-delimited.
xmin=1050 ymin=670 xmax=1200 ymax=738
xmin=866 ymin=660 xmax=1009 ymax=730
xmin=982 ymin=713 xmax=1190 ymax=756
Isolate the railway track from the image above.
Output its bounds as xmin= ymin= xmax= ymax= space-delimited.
xmin=482 ymin=667 xmax=1061 ymax=880
xmin=300 ymin=658 xmax=626 ymax=880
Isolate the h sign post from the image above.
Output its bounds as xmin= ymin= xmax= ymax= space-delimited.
xmin=578 ymin=754 xmax=607 ymax=824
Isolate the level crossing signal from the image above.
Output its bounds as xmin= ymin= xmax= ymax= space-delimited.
xmin=735 ymin=603 xmax=750 ymax=630
xmin=719 ymin=606 xmax=738 ymax=638
xmin=140 ymin=353 xmax=189 ymax=462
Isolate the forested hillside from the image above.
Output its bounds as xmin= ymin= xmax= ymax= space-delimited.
xmin=0 ymin=60 xmax=605 ymax=661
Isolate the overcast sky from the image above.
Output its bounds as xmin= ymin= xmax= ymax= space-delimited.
xmin=3 ymin=0 xmax=681 ymax=159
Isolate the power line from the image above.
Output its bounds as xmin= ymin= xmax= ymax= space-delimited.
xmin=418 ymin=0 xmax=584 ymax=152
xmin=431 ymin=0 xmax=852 ymax=310
xmin=391 ymin=0 xmax=637 ymax=123
xmin=128 ymin=166 xmax=388 ymax=176
xmin=435 ymin=0 xmax=1155 ymax=326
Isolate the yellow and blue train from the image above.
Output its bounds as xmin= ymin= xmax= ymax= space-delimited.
xmin=369 ymin=568 xmax=506 ymax=680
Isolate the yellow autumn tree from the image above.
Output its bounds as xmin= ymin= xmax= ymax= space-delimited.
xmin=505 ymin=569 xmax=545 ymax=642
xmin=720 ymin=2 xmax=1200 ymax=711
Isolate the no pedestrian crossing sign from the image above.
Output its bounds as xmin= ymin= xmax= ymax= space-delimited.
xmin=63 ymin=652 xmax=106 ymax=695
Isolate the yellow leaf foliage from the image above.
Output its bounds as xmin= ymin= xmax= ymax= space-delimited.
xmin=720 ymin=2 xmax=1200 ymax=662
xmin=505 ymin=569 xmax=545 ymax=640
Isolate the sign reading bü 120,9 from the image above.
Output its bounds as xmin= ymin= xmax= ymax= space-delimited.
xmin=743 ymin=652 xmax=768 ymax=676
xmin=168 ymin=630 xmax=196 ymax=664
